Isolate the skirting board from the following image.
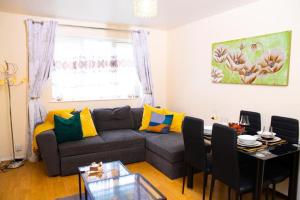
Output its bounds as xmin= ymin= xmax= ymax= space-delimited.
xmin=0 ymin=156 xmax=25 ymax=162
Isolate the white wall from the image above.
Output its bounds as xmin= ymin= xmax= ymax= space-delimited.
xmin=167 ymin=0 xmax=300 ymax=195
xmin=0 ymin=11 xmax=167 ymax=161
xmin=167 ymin=0 xmax=300 ymax=128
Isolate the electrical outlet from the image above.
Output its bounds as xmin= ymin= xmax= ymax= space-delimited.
xmin=15 ymin=145 xmax=23 ymax=152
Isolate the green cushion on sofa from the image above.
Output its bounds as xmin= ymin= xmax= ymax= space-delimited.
xmin=54 ymin=113 xmax=83 ymax=144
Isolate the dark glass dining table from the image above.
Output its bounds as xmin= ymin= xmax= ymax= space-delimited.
xmin=187 ymin=134 xmax=300 ymax=200
xmin=243 ymin=142 xmax=299 ymax=200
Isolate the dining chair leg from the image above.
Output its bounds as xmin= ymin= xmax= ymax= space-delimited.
xmin=240 ymin=194 xmax=242 ymax=200
xmin=182 ymin=175 xmax=186 ymax=194
xmin=209 ymin=177 xmax=215 ymax=200
xmin=265 ymin=187 xmax=269 ymax=200
xmin=271 ymin=183 xmax=276 ymax=200
xmin=204 ymin=172 xmax=208 ymax=188
xmin=228 ymin=187 xmax=231 ymax=200
xmin=202 ymin=172 xmax=208 ymax=200
xmin=235 ymin=190 xmax=242 ymax=200
xmin=182 ymin=163 xmax=187 ymax=194
xmin=235 ymin=191 xmax=239 ymax=200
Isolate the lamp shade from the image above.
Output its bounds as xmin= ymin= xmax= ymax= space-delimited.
xmin=134 ymin=0 xmax=157 ymax=18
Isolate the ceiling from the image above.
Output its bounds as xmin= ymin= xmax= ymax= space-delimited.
xmin=0 ymin=0 xmax=259 ymax=29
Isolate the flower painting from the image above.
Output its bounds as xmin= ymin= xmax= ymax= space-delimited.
xmin=211 ymin=31 xmax=291 ymax=86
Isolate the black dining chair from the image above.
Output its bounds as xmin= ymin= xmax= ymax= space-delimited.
xmin=271 ymin=116 xmax=299 ymax=144
xmin=209 ymin=123 xmax=255 ymax=200
xmin=264 ymin=116 xmax=299 ymax=200
xmin=239 ymin=110 xmax=261 ymax=135
xmin=182 ymin=116 xmax=211 ymax=200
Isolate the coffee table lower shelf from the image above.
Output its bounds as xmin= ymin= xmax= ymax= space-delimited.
xmin=78 ymin=161 xmax=166 ymax=200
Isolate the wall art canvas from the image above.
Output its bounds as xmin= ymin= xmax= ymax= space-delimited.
xmin=211 ymin=31 xmax=291 ymax=86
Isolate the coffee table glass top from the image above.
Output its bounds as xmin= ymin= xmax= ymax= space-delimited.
xmin=79 ymin=161 xmax=130 ymax=183
xmin=86 ymin=173 xmax=166 ymax=200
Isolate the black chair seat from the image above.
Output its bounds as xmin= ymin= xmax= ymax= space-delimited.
xmin=239 ymin=167 xmax=255 ymax=193
xmin=239 ymin=175 xmax=254 ymax=193
xmin=265 ymin=164 xmax=290 ymax=183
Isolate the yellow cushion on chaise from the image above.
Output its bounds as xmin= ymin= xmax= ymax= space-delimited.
xmin=164 ymin=109 xmax=185 ymax=133
xmin=139 ymin=104 xmax=164 ymax=131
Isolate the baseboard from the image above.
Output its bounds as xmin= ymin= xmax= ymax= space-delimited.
xmin=0 ymin=156 xmax=25 ymax=162
xmin=0 ymin=157 xmax=12 ymax=162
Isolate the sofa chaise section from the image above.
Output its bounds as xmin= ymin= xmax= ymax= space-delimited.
xmin=137 ymin=131 xmax=185 ymax=179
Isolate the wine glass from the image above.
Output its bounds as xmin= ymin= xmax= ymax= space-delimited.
xmin=239 ymin=115 xmax=250 ymax=126
xmin=269 ymin=126 xmax=273 ymax=133
xmin=239 ymin=115 xmax=250 ymax=134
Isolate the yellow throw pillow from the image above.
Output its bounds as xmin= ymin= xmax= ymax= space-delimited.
xmin=164 ymin=109 xmax=185 ymax=133
xmin=139 ymin=104 xmax=164 ymax=131
xmin=33 ymin=111 xmax=73 ymax=152
xmin=80 ymin=107 xmax=97 ymax=137
xmin=44 ymin=109 xmax=74 ymax=124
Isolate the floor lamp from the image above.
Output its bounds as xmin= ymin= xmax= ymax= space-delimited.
xmin=0 ymin=61 xmax=25 ymax=169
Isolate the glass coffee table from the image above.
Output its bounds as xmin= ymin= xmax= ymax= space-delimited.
xmin=78 ymin=161 xmax=166 ymax=200
xmin=86 ymin=173 xmax=166 ymax=200
xmin=78 ymin=161 xmax=130 ymax=200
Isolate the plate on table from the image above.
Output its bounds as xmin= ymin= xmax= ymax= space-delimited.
xmin=204 ymin=125 xmax=212 ymax=135
xmin=258 ymin=136 xmax=281 ymax=143
xmin=237 ymin=140 xmax=262 ymax=147
xmin=257 ymin=131 xmax=276 ymax=136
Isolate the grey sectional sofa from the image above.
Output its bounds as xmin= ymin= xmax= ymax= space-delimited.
xmin=36 ymin=106 xmax=185 ymax=179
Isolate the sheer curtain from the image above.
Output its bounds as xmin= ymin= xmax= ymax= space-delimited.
xmin=26 ymin=19 xmax=57 ymax=162
xmin=132 ymin=30 xmax=155 ymax=106
xmin=52 ymin=36 xmax=141 ymax=101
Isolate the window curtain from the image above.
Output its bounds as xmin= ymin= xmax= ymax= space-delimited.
xmin=26 ymin=19 xmax=57 ymax=162
xmin=132 ymin=30 xmax=154 ymax=106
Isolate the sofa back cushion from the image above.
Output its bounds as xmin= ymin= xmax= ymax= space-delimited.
xmin=131 ymin=107 xmax=144 ymax=130
xmin=92 ymin=106 xmax=134 ymax=132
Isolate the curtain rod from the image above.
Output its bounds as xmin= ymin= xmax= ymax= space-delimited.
xmin=31 ymin=20 xmax=149 ymax=34
xmin=59 ymin=23 xmax=140 ymax=33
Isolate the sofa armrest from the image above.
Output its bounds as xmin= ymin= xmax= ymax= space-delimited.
xmin=36 ymin=130 xmax=60 ymax=176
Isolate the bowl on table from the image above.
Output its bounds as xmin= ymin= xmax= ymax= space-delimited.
xmin=228 ymin=122 xmax=245 ymax=135
xmin=238 ymin=135 xmax=257 ymax=145
xmin=257 ymin=131 xmax=276 ymax=140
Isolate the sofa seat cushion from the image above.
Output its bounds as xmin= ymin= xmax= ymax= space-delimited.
xmin=59 ymin=130 xmax=145 ymax=157
xmin=138 ymin=131 xmax=184 ymax=163
xmin=59 ymin=136 xmax=105 ymax=157
xmin=101 ymin=129 xmax=145 ymax=149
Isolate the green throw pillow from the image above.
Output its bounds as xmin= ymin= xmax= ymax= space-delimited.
xmin=54 ymin=113 xmax=83 ymax=144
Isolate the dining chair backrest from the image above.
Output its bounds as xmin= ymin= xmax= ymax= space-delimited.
xmin=271 ymin=116 xmax=299 ymax=144
xmin=182 ymin=116 xmax=206 ymax=170
xmin=240 ymin=110 xmax=261 ymax=135
xmin=211 ymin=123 xmax=239 ymax=189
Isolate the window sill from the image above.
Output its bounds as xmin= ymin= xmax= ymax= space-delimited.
xmin=49 ymin=97 xmax=140 ymax=103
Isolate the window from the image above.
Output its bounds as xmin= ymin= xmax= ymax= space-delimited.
xmin=51 ymin=35 xmax=141 ymax=101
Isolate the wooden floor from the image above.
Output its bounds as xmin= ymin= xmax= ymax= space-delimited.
xmin=0 ymin=161 xmax=283 ymax=200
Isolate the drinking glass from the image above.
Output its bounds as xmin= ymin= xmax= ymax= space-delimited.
xmin=240 ymin=115 xmax=250 ymax=126
xmin=269 ymin=126 xmax=273 ymax=133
